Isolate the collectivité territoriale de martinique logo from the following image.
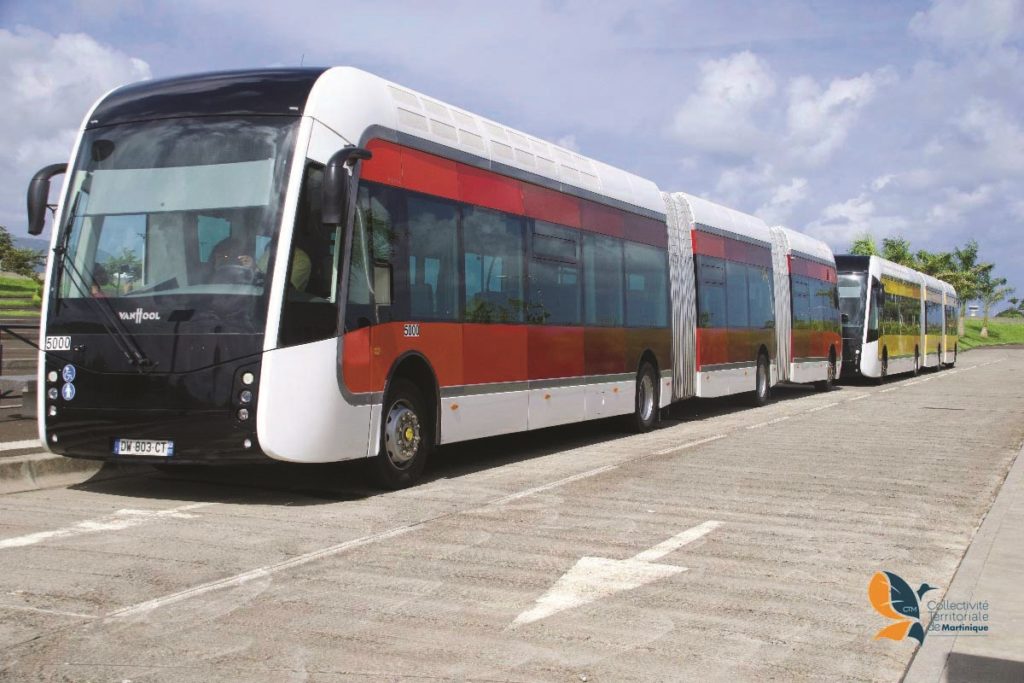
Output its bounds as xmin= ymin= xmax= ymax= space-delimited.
xmin=868 ymin=571 xmax=936 ymax=644
xmin=868 ymin=570 xmax=993 ymax=643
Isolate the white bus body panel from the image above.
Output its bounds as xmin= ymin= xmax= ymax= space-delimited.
xmin=257 ymin=337 xmax=372 ymax=463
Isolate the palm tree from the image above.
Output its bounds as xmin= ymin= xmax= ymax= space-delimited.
xmin=849 ymin=234 xmax=878 ymax=256
xmin=939 ymin=240 xmax=993 ymax=336
xmin=881 ymin=237 xmax=915 ymax=266
xmin=977 ymin=275 xmax=1013 ymax=338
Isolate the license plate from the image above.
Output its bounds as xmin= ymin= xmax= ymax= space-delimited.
xmin=113 ymin=439 xmax=174 ymax=457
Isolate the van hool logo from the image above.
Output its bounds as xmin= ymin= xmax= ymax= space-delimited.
xmin=118 ymin=308 xmax=161 ymax=324
xmin=868 ymin=571 xmax=936 ymax=644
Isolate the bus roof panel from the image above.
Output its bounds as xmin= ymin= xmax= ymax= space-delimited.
xmin=771 ymin=225 xmax=835 ymax=266
xmin=305 ymin=67 xmax=666 ymax=218
xmin=668 ymin=192 xmax=772 ymax=245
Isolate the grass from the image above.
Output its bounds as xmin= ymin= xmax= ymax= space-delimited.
xmin=0 ymin=275 xmax=41 ymax=319
xmin=960 ymin=317 xmax=1024 ymax=351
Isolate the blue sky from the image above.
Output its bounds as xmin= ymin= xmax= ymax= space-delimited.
xmin=1 ymin=0 xmax=1022 ymax=303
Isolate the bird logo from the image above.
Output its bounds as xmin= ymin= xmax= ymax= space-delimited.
xmin=868 ymin=571 xmax=936 ymax=644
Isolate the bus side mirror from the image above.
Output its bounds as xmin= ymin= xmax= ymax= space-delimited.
xmin=841 ymin=313 xmax=849 ymax=324
xmin=27 ymin=163 xmax=67 ymax=235
xmin=322 ymin=146 xmax=372 ymax=226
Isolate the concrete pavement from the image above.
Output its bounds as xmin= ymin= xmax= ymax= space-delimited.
xmin=0 ymin=348 xmax=1021 ymax=681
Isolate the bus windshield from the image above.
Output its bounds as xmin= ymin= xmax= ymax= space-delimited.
xmin=54 ymin=116 xmax=298 ymax=326
xmin=838 ymin=272 xmax=867 ymax=327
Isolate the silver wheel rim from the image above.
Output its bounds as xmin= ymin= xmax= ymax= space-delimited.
xmin=757 ymin=361 xmax=767 ymax=398
xmin=384 ymin=400 xmax=420 ymax=469
xmin=639 ymin=373 xmax=655 ymax=422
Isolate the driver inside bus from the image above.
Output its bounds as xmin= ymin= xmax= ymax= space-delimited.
xmin=209 ymin=237 xmax=310 ymax=291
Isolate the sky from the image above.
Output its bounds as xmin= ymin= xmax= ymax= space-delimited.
xmin=1 ymin=0 xmax=1022 ymax=303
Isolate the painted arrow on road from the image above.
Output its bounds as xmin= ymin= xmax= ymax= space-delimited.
xmin=512 ymin=520 xmax=722 ymax=626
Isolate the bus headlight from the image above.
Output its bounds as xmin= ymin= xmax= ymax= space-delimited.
xmin=47 ymin=388 xmax=58 ymax=401
xmin=237 ymin=408 xmax=250 ymax=421
xmin=47 ymin=371 xmax=58 ymax=383
xmin=239 ymin=390 xmax=252 ymax=404
xmin=241 ymin=372 xmax=255 ymax=386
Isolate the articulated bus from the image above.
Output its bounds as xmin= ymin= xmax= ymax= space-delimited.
xmin=27 ymin=67 xmax=841 ymax=488
xmin=835 ymin=255 xmax=958 ymax=381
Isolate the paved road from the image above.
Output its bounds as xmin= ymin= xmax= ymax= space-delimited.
xmin=0 ymin=348 xmax=1021 ymax=682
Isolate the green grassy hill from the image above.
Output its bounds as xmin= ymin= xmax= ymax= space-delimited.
xmin=0 ymin=275 xmax=41 ymax=319
xmin=960 ymin=317 xmax=1024 ymax=351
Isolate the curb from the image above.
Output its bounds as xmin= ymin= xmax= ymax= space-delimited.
xmin=0 ymin=451 xmax=140 ymax=495
xmin=902 ymin=442 xmax=1024 ymax=682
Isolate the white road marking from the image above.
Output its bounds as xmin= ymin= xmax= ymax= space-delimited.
xmin=108 ymin=525 xmax=415 ymax=618
xmin=653 ymin=434 xmax=726 ymax=456
xmin=847 ymin=394 xmax=869 ymax=402
xmin=512 ymin=520 xmax=722 ymax=626
xmin=0 ymin=603 xmax=97 ymax=619
xmin=486 ymin=465 xmax=619 ymax=506
xmin=880 ymin=387 xmax=899 ymax=393
xmin=0 ymin=439 xmax=42 ymax=452
xmin=805 ymin=401 xmax=841 ymax=413
xmin=747 ymin=415 xmax=791 ymax=430
xmin=0 ymin=503 xmax=210 ymax=550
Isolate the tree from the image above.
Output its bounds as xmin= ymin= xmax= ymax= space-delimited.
xmin=849 ymin=234 xmax=879 ymax=256
xmin=880 ymin=237 xmax=914 ymax=266
xmin=977 ymin=273 xmax=1013 ymax=338
xmin=942 ymin=240 xmax=993 ymax=336
xmin=104 ymin=247 xmax=142 ymax=294
xmin=0 ymin=224 xmax=46 ymax=279
xmin=914 ymin=249 xmax=954 ymax=276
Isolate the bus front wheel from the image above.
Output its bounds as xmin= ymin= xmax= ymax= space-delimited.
xmin=372 ymin=378 xmax=431 ymax=489
xmin=815 ymin=349 xmax=837 ymax=392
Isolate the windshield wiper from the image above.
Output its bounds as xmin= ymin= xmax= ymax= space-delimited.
xmin=54 ymin=240 xmax=157 ymax=372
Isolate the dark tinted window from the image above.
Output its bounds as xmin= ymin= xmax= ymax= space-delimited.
xmin=747 ymin=266 xmax=774 ymax=329
xmin=697 ymin=255 xmax=726 ymax=328
xmin=583 ymin=234 xmax=624 ymax=326
xmin=530 ymin=222 xmax=580 ymax=325
xmin=464 ymin=207 xmax=524 ymax=323
xmin=725 ymin=260 xmax=748 ymax=329
xmin=624 ymin=242 xmax=668 ymax=327
xmin=407 ymin=196 xmax=459 ymax=321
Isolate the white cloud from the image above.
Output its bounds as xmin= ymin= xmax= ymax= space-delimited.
xmin=0 ymin=27 xmax=150 ymax=231
xmin=756 ymin=177 xmax=809 ymax=225
xmin=804 ymin=193 xmax=910 ymax=250
xmin=910 ymin=0 xmax=1024 ymax=51
xmin=955 ymin=97 xmax=1024 ymax=174
xmin=784 ymin=69 xmax=895 ymax=165
xmin=926 ymin=185 xmax=996 ymax=224
xmin=669 ymin=51 xmax=776 ymax=156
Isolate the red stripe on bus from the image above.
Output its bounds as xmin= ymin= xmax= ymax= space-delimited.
xmin=790 ymin=255 xmax=836 ymax=283
xmin=342 ymin=322 xmax=671 ymax=393
xmin=456 ymin=163 xmax=524 ymax=215
xmin=696 ymin=328 xmax=776 ymax=368
xmin=360 ymin=139 xmax=667 ymax=248
xmin=692 ymin=230 xmax=772 ymax=269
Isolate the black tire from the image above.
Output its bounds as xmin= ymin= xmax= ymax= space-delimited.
xmin=952 ymin=344 xmax=958 ymax=367
xmin=935 ymin=346 xmax=943 ymax=371
xmin=815 ymin=350 xmax=837 ymax=392
xmin=371 ymin=378 xmax=431 ymax=489
xmin=911 ymin=348 xmax=920 ymax=377
xmin=875 ymin=348 xmax=888 ymax=385
xmin=628 ymin=362 xmax=658 ymax=433
xmin=752 ymin=353 xmax=771 ymax=406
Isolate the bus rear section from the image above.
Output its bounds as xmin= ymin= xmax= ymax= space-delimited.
xmin=768 ymin=225 xmax=841 ymax=390
xmin=662 ymin=193 xmax=777 ymax=405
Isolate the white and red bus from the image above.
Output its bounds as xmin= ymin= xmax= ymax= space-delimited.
xmin=26 ymin=67 xmax=841 ymax=487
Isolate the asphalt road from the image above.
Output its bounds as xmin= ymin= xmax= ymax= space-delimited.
xmin=0 ymin=348 xmax=1022 ymax=682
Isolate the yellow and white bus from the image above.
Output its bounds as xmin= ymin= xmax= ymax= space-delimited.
xmin=836 ymin=255 xmax=959 ymax=381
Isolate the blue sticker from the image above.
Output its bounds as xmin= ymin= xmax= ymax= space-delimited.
xmin=62 ymin=364 xmax=76 ymax=383
xmin=61 ymin=383 xmax=76 ymax=401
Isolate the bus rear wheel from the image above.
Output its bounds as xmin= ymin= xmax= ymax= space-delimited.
xmin=911 ymin=348 xmax=920 ymax=376
xmin=875 ymin=348 xmax=888 ymax=385
xmin=752 ymin=353 xmax=771 ymax=406
xmin=372 ymin=378 xmax=431 ymax=489
xmin=628 ymin=362 xmax=658 ymax=433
